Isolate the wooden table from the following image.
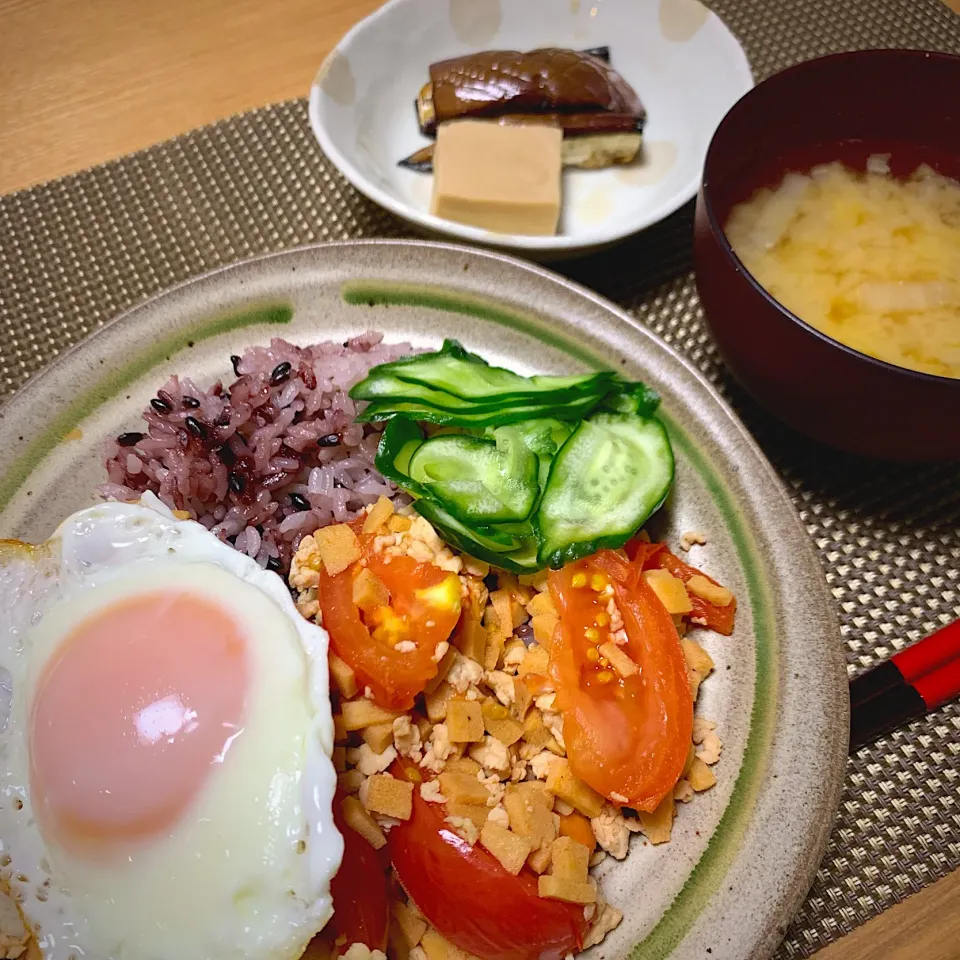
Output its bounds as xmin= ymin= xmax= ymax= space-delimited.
xmin=1 ymin=0 xmax=958 ymax=956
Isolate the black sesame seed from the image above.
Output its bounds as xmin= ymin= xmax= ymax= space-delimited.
xmin=270 ymin=361 xmax=292 ymax=385
xmin=228 ymin=472 xmax=245 ymax=494
xmin=182 ymin=396 xmax=201 ymax=409
xmin=157 ymin=389 xmax=175 ymax=406
xmin=217 ymin=444 xmax=236 ymax=466
xmin=150 ymin=397 xmax=172 ymax=414
xmin=266 ymin=556 xmax=282 ymax=572
xmin=289 ymin=493 xmax=311 ymax=512
xmin=116 ymin=431 xmax=144 ymax=447
xmin=317 ymin=433 xmax=341 ymax=447
xmin=185 ymin=416 xmax=207 ymax=439
xmin=215 ymin=410 xmax=232 ymax=427
xmin=231 ymin=355 xmax=242 ymax=376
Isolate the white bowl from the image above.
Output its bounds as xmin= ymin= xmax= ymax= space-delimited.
xmin=308 ymin=0 xmax=753 ymax=258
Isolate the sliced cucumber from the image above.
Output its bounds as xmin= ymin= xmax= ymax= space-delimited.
xmin=537 ymin=414 xmax=674 ymax=569
xmin=408 ymin=427 xmax=538 ymax=523
xmin=413 ymin=499 xmax=540 ymax=573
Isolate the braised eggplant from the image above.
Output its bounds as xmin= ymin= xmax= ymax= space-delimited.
xmin=416 ymin=47 xmax=645 ymax=136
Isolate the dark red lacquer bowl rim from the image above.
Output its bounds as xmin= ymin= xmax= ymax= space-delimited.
xmin=699 ymin=48 xmax=960 ymax=391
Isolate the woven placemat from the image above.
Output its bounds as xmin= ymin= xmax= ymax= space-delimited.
xmin=1 ymin=0 xmax=959 ymax=955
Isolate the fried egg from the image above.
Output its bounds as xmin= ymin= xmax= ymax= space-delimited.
xmin=0 ymin=495 xmax=341 ymax=960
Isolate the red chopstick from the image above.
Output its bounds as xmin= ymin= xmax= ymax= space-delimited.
xmin=849 ymin=620 xmax=960 ymax=750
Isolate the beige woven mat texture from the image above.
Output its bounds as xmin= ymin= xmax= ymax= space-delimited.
xmin=1 ymin=0 xmax=958 ymax=955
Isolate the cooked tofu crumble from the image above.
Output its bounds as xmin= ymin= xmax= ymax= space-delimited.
xmin=290 ymin=505 xmax=730 ymax=958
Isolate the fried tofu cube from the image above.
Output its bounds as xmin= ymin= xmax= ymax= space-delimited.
xmin=504 ymin=782 xmax=556 ymax=850
xmin=363 ymin=774 xmax=414 ymax=821
xmin=424 ymin=646 xmax=458 ymax=695
xmin=362 ymin=496 xmax=395 ymax=534
xmin=686 ymin=574 xmax=734 ymax=608
xmin=445 ymin=800 xmax=490 ymax=827
xmin=339 ymin=769 xmax=365 ymax=793
xmin=597 ymin=641 xmax=639 ymax=679
xmin=643 ymin=569 xmax=693 ymax=615
xmin=526 ymin=592 xmax=557 ymax=618
xmin=315 ymin=523 xmax=361 ymax=576
xmin=511 ymin=678 xmax=533 ymax=721
xmin=362 ymin=721 xmax=396 ymax=754
xmin=517 ymin=644 xmax=549 ymax=678
xmin=425 ymin=680 xmax=456 ymax=722
xmin=329 ymin=653 xmax=358 ymax=700
xmin=389 ymin=920 xmax=412 ymax=960
xmin=545 ymin=759 xmax=604 ymax=818
xmin=352 ymin=567 xmax=390 ymax=613
xmin=421 ymin=928 xmax=471 ymax=960
xmin=489 ymin=589 xmax=518 ymax=641
xmin=392 ymin=900 xmax=427 ymax=947
xmin=388 ymin=514 xmax=412 ymax=533
xmin=455 ymin=618 xmax=488 ymax=666
xmin=446 ymin=700 xmax=485 ymax=743
xmin=480 ymin=821 xmax=533 ymax=875
xmin=484 ymin=627 xmax=505 ymax=671
xmin=444 ymin=756 xmax=482 ymax=778
xmin=688 ymin=756 xmax=717 ymax=792
xmin=515 ymin=780 xmax=553 ymax=807
xmin=342 ymin=699 xmax=403 ymax=731
xmin=527 ymin=844 xmax=553 ymax=874
xmin=522 ymin=709 xmax=553 ymax=748
xmin=415 ymin=714 xmax=434 ymax=741
xmin=452 ymin=589 xmax=489 ymax=664
xmin=481 ymin=700 xmax=524 ymax=746
xmin=530 ymin=614 xmax=559 ymax=650
xmin=550 ymin=836 xmax=590 ymax=882
xmin=538 ymin=875 xmax=596 ymax=905
xmin=681 ymin=637 xmax=715 ymax=699
xmin=342 ymin=795 xmax=387 ymax=850
xmin=439 ymin=770 xmax=490 ymax=806
xmin=638 ymin=793 xmax=675 ymax=844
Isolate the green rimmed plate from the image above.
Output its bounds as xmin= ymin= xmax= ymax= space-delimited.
xmin=0 ymin=240 xmax=847 ymax=959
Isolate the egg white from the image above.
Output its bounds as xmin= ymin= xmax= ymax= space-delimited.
xmin=0 ymin=497 xmax=341 ymax=960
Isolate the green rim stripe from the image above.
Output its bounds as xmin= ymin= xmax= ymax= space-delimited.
xmin=0 ymin=304 xmax=293 ymax=512
xmin=632 ymin=421 xmax=777 ymax=959
xmin=343 ymin=281 xmax=779 ymax=958
xmin=342 ymin=281 xmax=604 ymax=369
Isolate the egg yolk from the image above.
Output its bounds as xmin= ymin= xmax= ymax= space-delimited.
xmin=29 ymin=590 xmax=248 ymax=859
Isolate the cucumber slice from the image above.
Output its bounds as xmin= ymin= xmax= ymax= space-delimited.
xmin=374 ymin=418 xmax=427 ymax=494
xmin=356 ymin=395 xmax=600 ymax=428
xmin=537 ymin=414 xmax=674 ymax=569
xmin=413 ymin=499 xmax=540 ymax=573
xmin=408 ymin=427 xmax=538 ymax=523
xmin=358 ymin=339 xmax=616 ymax=403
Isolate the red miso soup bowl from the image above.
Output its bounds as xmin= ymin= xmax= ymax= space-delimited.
xmin=694 ymin=49 xmax=960 ymax=460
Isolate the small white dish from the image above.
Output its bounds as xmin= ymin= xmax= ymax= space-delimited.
xmin=308 ymin=0 xmax=753 ymax=258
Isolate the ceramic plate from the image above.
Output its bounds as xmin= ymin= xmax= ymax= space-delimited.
xmin=0 ymin=241 xmax=846 ymax=959
xmin=308 ymin=0 xmax=753 ymax=258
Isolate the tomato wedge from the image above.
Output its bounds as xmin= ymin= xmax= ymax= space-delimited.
xmin=388 ymin=764 xmax=587 ymax=960
xmin=318 ymin=527 xmax=462 ymax=710
xmin=625 ymin=539 xmax=737 ymax=636
xmin=548 ymin=550 xmax=693 ymax=812
xmin=304 ymin=791 xmax=388 ymax=957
